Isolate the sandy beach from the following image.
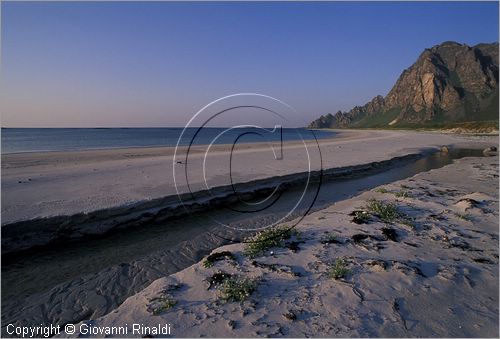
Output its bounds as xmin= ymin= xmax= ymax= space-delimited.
xmin=3 ymin=2 xmax=499 ymax=337
xmin=57 ymin=148 xmax=499 ymax=337
xmin=1 ymin=129 xmax=498 ymax=337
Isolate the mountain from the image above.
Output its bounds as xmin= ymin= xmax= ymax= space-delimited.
xmin=309 ymin=41 xmax=499 ymax=129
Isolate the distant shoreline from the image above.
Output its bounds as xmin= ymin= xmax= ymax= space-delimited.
xmin=1 ymin=127 xmax=336 ymax=154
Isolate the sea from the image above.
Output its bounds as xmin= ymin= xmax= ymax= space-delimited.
xmin=1 ymin=128 xmax=335 ymax=154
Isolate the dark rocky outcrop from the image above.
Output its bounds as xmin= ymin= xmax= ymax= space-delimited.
xmin=309 ymin=41 xmax=499 ymax=128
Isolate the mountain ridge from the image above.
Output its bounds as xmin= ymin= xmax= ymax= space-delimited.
xmin=309 ymin=41 xmax=499 ymax=129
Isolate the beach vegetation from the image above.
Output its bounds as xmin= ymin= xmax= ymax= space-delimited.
xmin=351 ymin=210 xmax=370 ymax=224
xmin=244 ymin=225 xmax=298 ymax=258
xmin=202 ymin=251 xmax=235 ymax=268
xmin=366 ymin=199 xmax=416 ymax=227
xmin=328 ymin=258 xmax=350 ymax=280
xmin=218 ymin=276 xmax=258 ymax=303
xmin=207 ymin=272 xmax=232 ymax=290
xmin=375 ymin=187 xmax=390 ymax=194
xmin=149 ymin=297 xmax=177 ymax=315
xmin=366 ymin=199 xmax=401 ymax=223
xmin=395 ymin=190 xmax=411 ymax=198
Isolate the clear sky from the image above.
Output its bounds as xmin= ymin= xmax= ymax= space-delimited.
xmin=1 ymin=1 xmax=498 ymax=127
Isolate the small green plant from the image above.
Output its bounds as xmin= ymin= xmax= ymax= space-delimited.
xmin=206 ymin=272 xmax=232 ymax=290
xmin=218 ymin=276 xmax=258 ymax=302
xmin=395 ymin=190 xmax=411 ymax=198
xmin=321 ymin=233 xmax=340 ymax=244
xmin=202 ymin=251 xmax=235 ymax=268
xmin=203 ymin=260 xmax=214 ymax=268
xmin=328 ymin=258 xmax=350 ymax=279
xmin=351 ymin=210 xmax=370 ymax=224
xmin=149 ymin=297 xmax=177 ymax=315
xmin=366 ymin=199 xmax=401 ymax=222
xmin=244 ymin=225 xmax=296 ymax=258
xmin=376 ymin=187 xmax=390 ymax=194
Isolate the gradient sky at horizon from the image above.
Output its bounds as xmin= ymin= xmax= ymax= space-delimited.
xmin=1 ymin=1 xmax=498 ymax=127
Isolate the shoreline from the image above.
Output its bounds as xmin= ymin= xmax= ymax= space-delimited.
xmin=1 ymin=127 xmax=339 ymax=156
xmin=0 ymin=128 xmax=345 ymax=160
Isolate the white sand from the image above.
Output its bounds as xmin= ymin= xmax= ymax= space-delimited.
xmin=61 ymin=154 xmax=499 ymax=337
xmin=1 ymin=129 xmax=496 ymax=224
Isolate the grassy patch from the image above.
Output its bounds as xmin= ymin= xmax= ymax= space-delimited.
xmin=328 ymin=258 xmax=350 ymax=280
xmin=206 ymin=272 xmax=232 ymax=290
xmin=350 ymin=210 xmax=370 ymax=224
xmin=375 ymin=188 xmax=390 ymax=194
xmin=203 ymin=260 xmax=214 ymax=268
xmin=366 ymin=199 xmax=401 ymax=223
xmin=218 ymin=276 xmax=258 ymax=303
xmin=244 ymin=225 xmax=297 ymax=258
xmin=366 ymin=199 xmax=416 ymax=227
xmin=149 ymin=297 xmax=177 ymax=315
xmin=395 ymin=190 xmax=411 ymax=199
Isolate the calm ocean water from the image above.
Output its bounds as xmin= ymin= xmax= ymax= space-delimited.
xmin=1 ymin=128 xmax=335 ymax=154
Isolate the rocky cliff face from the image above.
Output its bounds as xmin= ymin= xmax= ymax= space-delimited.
xmin=309 ymin=41 xmax=499 ymax=128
